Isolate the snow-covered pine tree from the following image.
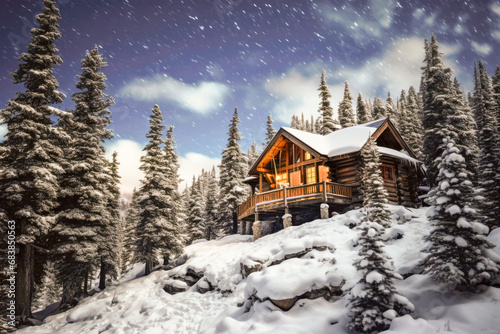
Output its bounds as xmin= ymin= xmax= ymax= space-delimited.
xmin=98 ymin=152 xmax=121 ymax=290
xmin=421 ymin=34 xmax=456 ymax=186
xmin=356 ymin=93 xmax=371 ymax=124
xmin=218 ymin=108 xmax=248 ymax=235
xmin=317 ymin=69 xmax=338 ymax=135
xmin=121 ymin=189 xmax=139 ymax=273
xmin=248 ymin=139 xmax=260 ymax=168
xmin=52 ymin=46 xmax=114 ymax=310
xmin=134 ymin=105 xmax=183 ymax=275
xmin=263 ymin=115 xmax=277 ymax=147
xmin=372 ymin=96 xmax=386 ymax=120
xmin=360 ymin=136 xmax=392 ymax=228
xmin=338 ymin=81 xmax=356 ymax=128
xmin=290 ymin=115 xmax=300 ymax=129
xmin=422 ymin=135 xmax=499 ymax=289
xmin=348 ymin=139 xmax=414 ymax=331
xmin=401 ymin=87 xmax=424 ymax=160
xmin=205 ymin=167 xmax=220 ymax=240
xmin=348 ymin=219 xmax=414 ymax=333
xmin=473 ymin=61 xmax=500 ymax=229
xmin=492 ymin=66 xmax=500 ymax=130
xmin=32 ymin=261 xmax=62 ymax=312
xmin=310 ymin=115 xmax=317 ymax=133
xmin=385 ymin=92 xmax=397 ymax=124
xmin=0 ymin=0 xmax=65 ymax=320
xmin=187 ymin=176 xmax=206 ymax=243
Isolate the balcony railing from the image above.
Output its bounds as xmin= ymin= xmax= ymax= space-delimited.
xmin=237 ymin=181 xmax=352 ymax=219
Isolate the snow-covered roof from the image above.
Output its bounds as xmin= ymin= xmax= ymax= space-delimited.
xmin=282 ymin=119 xmax=381 ymax=158
xmin=281 ymin=119 xmax=420 ymax=164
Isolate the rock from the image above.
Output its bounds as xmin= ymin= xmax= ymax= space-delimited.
xmin=299 ymin=283 xmax=344 ymax=301
xmin=240 ymin=261 xmax=263 ymax=278
xmin=269 ymin=297 xmax=298 ymax=311
xmin=282 ymin=214 xmax=292 ymax=229
xmin=163 ymin=280 xmax=189 ymax=295
xmin=252 ymin=221 xmax=262 ymax=241
xmin=196 ymin=278 xmax=213 ymax=294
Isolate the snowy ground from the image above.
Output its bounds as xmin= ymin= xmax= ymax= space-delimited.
xmin=17 ymin=205 xmax=500 ymax=334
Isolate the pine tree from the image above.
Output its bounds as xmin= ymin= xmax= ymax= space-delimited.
xmin=121 ymin=189 xmax=139 ymax=273
xmin=372 ymin=96 xmax=386 ymax=120
xmin=385 ymin=92 xmax=397 ymax=124
xmin=338 ymin=81 xmax=356 ymax=128
xmin=360 ymin=137 xmax=392 ymax=228
xmin=422 ymin=136 xmax=499 ymax=289
xmin=348 ymin=138 xmax=414 ymax=332
xmin=421 ymin=34 xmax=456 ymax=186
xmin=290 ymin=115 xmax=300 ymax=129
xmin=204 ymin=167 xmax=219 ymax=240
xmin=401 ymin=87 xmax=424 ymax=160
xmin=0 ymin=0 xmax=65 ymax=320
xmin=52 ymin=46 xmax=114 ymax=310
xmin=98 ymin=152 xmax=121 ymax=290
xmin=317 ymin=69 xmax=338 ymax=135
xmin=218 ymin=108 xmax=248 ymax=235
xmin=473 ymin=61 xmax=500 ymax=229
xmin=492 ymin=66 xmax=500 ymax=129
xmin=134 ymin=105 xmax=182 ymax=275
xmin=32 ymin=261 xmax=62 ymax=311
xmin=187 ymin=176 xmax=206 ymax=242
xmin=247 ymin=139 xmax=260 ymax=168
xmin=263 ymin=115 xmax=277 ymax=147
xmin=356 ymin=93 xmax=371 ymax=124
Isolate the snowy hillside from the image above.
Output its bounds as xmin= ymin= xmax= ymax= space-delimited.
xmin=18 ymin=205 xmax=500 ymax=334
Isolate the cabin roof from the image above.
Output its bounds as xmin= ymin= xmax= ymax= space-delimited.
xmin=249 ymin=118 xmax=421 ymax=176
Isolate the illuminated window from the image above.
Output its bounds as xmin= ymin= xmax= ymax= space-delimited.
xmin=380 ymin=166 xmax=394 ymax=181
xmin=306 ymin=166 xmax=316 ymax=184
xmin=304 ymin=151 xmax=312 ymax=160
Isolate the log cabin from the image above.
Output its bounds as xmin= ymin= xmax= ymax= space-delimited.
xmin=237 ymin=118 xmax=425 ymax=231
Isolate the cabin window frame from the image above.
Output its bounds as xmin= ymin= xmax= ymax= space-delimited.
xmin=305 ymin=165 xmax=317 ymax=184
xmin=380 ymin=165 xmax=394 ymax=181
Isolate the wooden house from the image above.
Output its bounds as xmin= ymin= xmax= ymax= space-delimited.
xmin=237 ymin=118 xmax=424 ymax=227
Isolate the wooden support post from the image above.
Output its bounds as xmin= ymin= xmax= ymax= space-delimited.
xmin=259 ymin=173 xmax=263 ymax=193
xmin=254 ymin=209 xmax=259 ymax=222
xmin=322 ymin=179 xmax=327 ymax=202
xmin=283 ymin=185 xmax=287 ymax=207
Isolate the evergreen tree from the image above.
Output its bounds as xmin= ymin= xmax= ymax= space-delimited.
xmin=473 ymin=61 xmax=500 ymax=229
xmin=247 ymin=139 xmax=260 ymax=168
xmin=204 ymin=167 xmax=220 ymax=240
xmin=492 ymin=66 xmax=500 ymax=129
xmin=422 ymin=136 xmax=499 ymax=289
xmin=32 ymin=261 xmax=62 ymax=311
xmin=187 ymin=176 xmax=206 ymax=242
xmin=0 ymin=0 xmax=65 ymax=320
xmin=134 ymin=105 xmax=182 ymax=275
xmin=385 ymin=92 xmax=397 ymax=123
xmin=372 ymin=96 xmax=386 ymax=119
xmin=98 ymin=152 xmax=121 ymax=290
xmin=338 ymin=81 xmax=356 ymax=128
xmin=290 ymin=115 xmax=300 ymax=129
xmin=401 ymin=87 xmax=424 ymax=159
xmin=360 ymin=137 xmax=392 ymax=228
xmin=317 ymin=69 xmax=337 ymax=135
xmin=356 ymin=93 xmax=371 ymax=124
xmin=263 ymin=115 xmax=277 ymax=147
xmin=348 ymin=138 xmax=413 ymax=331
xmin=121 ymin=189 xmax=139 ymax=273
xmin=52 ymin=46 xmax=114 ymax=310
xmin=218 ymin=108 xmax=248 ymax=235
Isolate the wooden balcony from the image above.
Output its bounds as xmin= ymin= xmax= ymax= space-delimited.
xmin=237 ymin=181 xmax=353 ymax=220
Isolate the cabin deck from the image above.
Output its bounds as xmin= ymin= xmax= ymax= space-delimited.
xmin=237 ymin=181 xmax=353 ymax=221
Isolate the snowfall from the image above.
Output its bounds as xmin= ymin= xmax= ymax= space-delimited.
xmin=18 ymin=205 xmax=500 ymax=334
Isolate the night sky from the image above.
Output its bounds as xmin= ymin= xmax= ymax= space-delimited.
xmin=1 ymin=0 xmax=499 ymax=194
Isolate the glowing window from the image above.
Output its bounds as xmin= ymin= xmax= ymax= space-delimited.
xmin=306 ymin=166 xmax=316 ymax=184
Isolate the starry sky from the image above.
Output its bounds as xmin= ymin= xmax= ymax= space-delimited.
xmin=1 ymin=0 xmax=499 ymax=195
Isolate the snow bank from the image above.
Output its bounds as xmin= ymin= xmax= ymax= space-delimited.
xmin=18 ymin=206 xmax=500 ymax=334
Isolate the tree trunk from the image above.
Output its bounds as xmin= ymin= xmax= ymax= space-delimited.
xmin=163 ymin=254 xmax=169 ymax=266
xmin=56 ymin=273 xmax=83 ymax=313
xmin=144 ymin=260 xmax=153 ymax=275
xmin=83 ymin=270 xmax=88 ymax=294
xmin=232 ymin=212 xmax=238 ymax=234
xmin=99 ymin=258 xmax=106 ymax=290
xmin=16 ymin=243 xmax=34 ymax=323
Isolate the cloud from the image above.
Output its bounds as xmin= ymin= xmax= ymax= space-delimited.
xmin=105 ymin=139 xmax=221 ymax=196
xmin=471 ymin=41 xmax=492 ymax=56
xmin=0 ymin=124 xmax=6 ymax=139
xmin=493 ymin=30 xmax=500 ymax=43
xmin=120 ymin=75 xmax=230 ymax=115
xmin=490 ymin=2 xmax=500 ymax=17
xmin=263 ymin=37 xmax=462 ymax=123
xmin=105 ymin=139 xmax=145 ymax=197
xmin=178 ymin=152 xmax=220 ymax=190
